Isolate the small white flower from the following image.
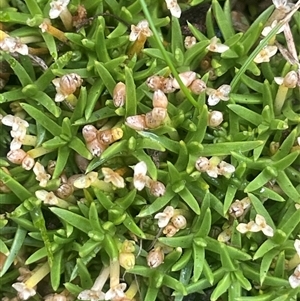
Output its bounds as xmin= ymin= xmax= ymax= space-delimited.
xmin=1 ymin=114 xmax=29 ymax=132
xmin=289 ymin=264 xmax=300 ymax=288
xmin=294 ymin=239 xmax=300 ymax=257
xmin=102 ymin=167 xmax=125 ymax=188
xmin=206 ymin=84 xmax=231 ymax=106
xmin=165 ymin=0 xmax=181 ymax=18
xmin=262 ymin=20 xmax=285 ymax=37
xmin=172 ymin=71 xmax=197 ymax=89
xmin=206 ymin=36 xmax=229 ymax=53
xmin=236 ymin=221 xmax=261 ymax=234
xmin=49 ymin=0 xmax=70 ymax=19
xmin=255 ymin=214 xmax=274 ymax=237
xmin=39 ymin=21 xmax=49 ymax=33
xmin=105 ymin=283 xmax=127 ymax=301
xmin=0 ymin=36 xmax=28 ymax=55
xmin=12 ymin=282 xmax=36 ymax=300
xmin=73 ymin=172 xmax=98 ymax=189
xmin=218 ymin=228 xmax=232 ymax=243
xmin=133 ymin=161 xmax=148 ymax=191
xmin=78 ymin=290 xmax=105 ymax=301
xmin=184 ymin=36 xmax=197 ymax=49
xmin=254 ymin=45 xmax=278 ymax=64
xmin=154 ymin=206 xmax=175 ymax=228
xmin=33 ymin=162 xmax=51 ymax=187
xmin=272 ymin=0 xmax=292 ymax=12
xmin=52 ymin=73 xmax=82 ymax=102
xmin=35 ymin=190 xmax=58 ymax=206
xmin=218 ymin=161 xmax=235 ymax=178
xmin=129 ymin=20 xmax=153 ymax=42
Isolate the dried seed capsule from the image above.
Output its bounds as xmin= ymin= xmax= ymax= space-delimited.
xmin=147 ymin=247 xmax=164 ymax=268
xmin=47 ymin=160 xmax=57 ymax=175
xmin=189 ymin=79 xmax=206 ymax=94
xmin=283 ymin=71 xmax=298 ymax=88
xmin=74 ymin=153 xmax=89 ymax=173
xmin=172 ymin=71 xmax=197 ymax=89
xmin=125 ymin=115 xmax=147 ymax=130
xmin=152 ymin=89 xmax=168 ymax=109
xmin=55 ymin=183 xmax=74 ymax=199
xmin=113 ymin=82 xmax=126 ymax=107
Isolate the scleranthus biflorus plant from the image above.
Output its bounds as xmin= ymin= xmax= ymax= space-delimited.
xmin=1 ymin=0 xmax=300 ymax=300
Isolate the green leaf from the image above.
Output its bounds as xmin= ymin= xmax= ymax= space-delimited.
xmin=51 ymin=249 xmax=64 ymax=291
xmin=227 ymin=104 xmax=263 ymax=126
xmin=259 ymin=249 xmax=279 ymax=285
xmin=200 ymin=141 xmax=263 ymax=156
xmin=210 ymin=272 xmax=231 ymax=301
xmin=192 ymin=244 xmax=204 ymax=282
xmin=94 ymin=61 xmax=116 ymax=96
xmin=138 ymin=185 xmax=175 ymax=217
xmin=21 ymin=103 xmax=61 ymax=136
xmin=50 ymin=207 xmax=92 ymax=234
xmin=212 ymin=0 xmax=235 ymax=39
xmin=253 ymin=240 xmax=278 ymax=260
xmin=248 ymin=193 xmax=275 ymax=228
xmin=0 ymin=227 xmax=27 ymax=276
xmin=178 ymin=187 xmax=200 ymax=215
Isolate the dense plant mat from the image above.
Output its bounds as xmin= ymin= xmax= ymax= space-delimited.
xmin=1 ymin=0 xmax=300 ymax=300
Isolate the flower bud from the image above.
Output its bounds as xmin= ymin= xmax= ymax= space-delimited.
xmin=121 ymin=240 xmax=136 ymax=253
xmin=189 ymin=79 xmax=206 ymax=94
xmin=161 ymin=78 xmax=176 ymax=93
xmin=152 ymin=90 xmax=168 ymax=109
xmin=149 ymin=180 xmax=166 ymax=197
xmin=145 ymin=108 xmax=167 ymax=129
xmin=7 ymin=149 xmax=27 ymax=164
xmin=86 ymin=139 xmax=106 ymax=157
xmin=172 ymin=71 xmax=197 ymax=89
xmin=125 ymin=115 xmax=147 ymax=130
xmin=171 ymin=215 xmax=187 ymax=229
xmin=208 ymin=110 xmax=223 ymax=127
xmin=163 ymin=223 xmax=179 ymax=237
xmin=228 ymin=200 xmax=244 ymax=218
xmin=147 ymin=75 xmax=165 ymax=91
xmin=113 ymin=82 xmax=126 ymax=107
xmin=195 ymin=157 xmax=210 ymax=172
xmin=184 ymin=36 xmax=196 ymax=49
xmin=283 ymin=71 xmax=298 ymax=88
xmin=22 ymin=156 xmax=35 ymax=170
xmin=56 ymin=73 xmax=82 ymax=96
xmin=97 ymin=128 xmax=123 ymax=145
xmin=47 ymin=160 xmax=57 ymax=175
xmin=147 ymin=247 xmax=164 ymax=268
xmin=82 ymin=125 xmax=97 ymax=142
xmin=119 ymin=252 xmax=135 ymax=270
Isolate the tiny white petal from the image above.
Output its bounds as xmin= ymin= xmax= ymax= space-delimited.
xmin=236 ymin=223 xmax=249 ymax=234
xmin=262 ymin=225 xmax=274 ymax=237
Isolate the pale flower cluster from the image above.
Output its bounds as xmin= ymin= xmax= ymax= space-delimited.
xmin=1 ymin=115 xmax=29 ymax=151
xmin=129 ymin=20 xmax=153 ymax=42
xmin=0 ymin=36 xmax=28 ymax=55
xmin=195 ymin=156 xmax=235 ymax=178
xmin=49 ymin=0 xmax=70 ymax=19
xmin=154 ymin=206 xmax=187 ymax=237
xmin=133 ymin=161 xmax=166 ymax=197
xmin=236 ymin=214 xmax=274 ymax=237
